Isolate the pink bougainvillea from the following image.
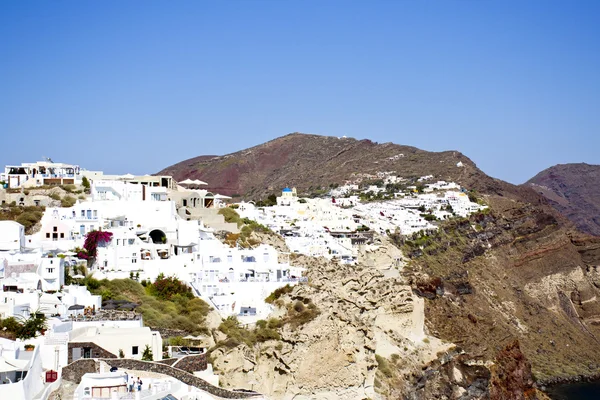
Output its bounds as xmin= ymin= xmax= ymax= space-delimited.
xmin=83 ymin=230 xmax=113 ymax=258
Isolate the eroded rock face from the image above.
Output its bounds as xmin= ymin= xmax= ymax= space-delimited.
xmin=211 ymin=239 xmax=443 ymax=399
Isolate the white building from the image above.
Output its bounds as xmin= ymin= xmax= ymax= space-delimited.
xmin=1 ymin=160 xmax=83 ymax=188
xmin=277 ymin=187 xmax=298 ymax=206
xmin=0 ymin=221 xmax=26 ymax=252
xmin=0 ymin=338 xmax=45 ymax=400
xmin=69 ymin=325 xmax=163 ymax=361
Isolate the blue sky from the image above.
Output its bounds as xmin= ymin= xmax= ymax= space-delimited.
xmin=1 ymin=1 xmax=598 ymax=184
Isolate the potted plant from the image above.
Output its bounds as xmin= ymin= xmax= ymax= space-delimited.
xmin=24 ymin=344 xmax=35 ymax=351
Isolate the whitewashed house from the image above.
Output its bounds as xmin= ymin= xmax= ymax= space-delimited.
xmin=0 ymin=221 xmax=26 ymax=252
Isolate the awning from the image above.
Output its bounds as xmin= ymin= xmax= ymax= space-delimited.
xmin=68 ymin=304 xmax=85 ymax=310
xmin=40 ymin=293 xmax=62 ymax=305
xmin=0 ymin=357 xmax=29 ymax=373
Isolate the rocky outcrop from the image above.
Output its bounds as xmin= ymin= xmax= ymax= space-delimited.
xmin=211 ymin=239 xmax=450 ymax=399
xmin=489 ymin=340 xmax=549 ymax=400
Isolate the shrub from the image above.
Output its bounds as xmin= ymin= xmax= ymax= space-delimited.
xmin=265 ymin=284 xmax=293 ymax=303
xmin=376 ymin=354 xmax=393 ymax=378
xmin=61 ymin=195 xmax=76 ymax=207
xmin=61 ymin=184 xmax=77 ymax=193
xmin=83 ymin=230 xmax=113 ymax=258
xmin=218 ymin=207 xmax=242 ymax=226
xmin=17 ymin=314 xmax=47 ymax=340
xmin=48 ymin=192 xmax=61 ymax=201
xmin=0 ymin=317 xmax=21 ymax=333
xmin=147 ymin=274 xmax=193 ymax=301
xmin=283 ymin=299 xmax=319 ymax=329
xmin=15 ymin=211 xmax=43 ymax=230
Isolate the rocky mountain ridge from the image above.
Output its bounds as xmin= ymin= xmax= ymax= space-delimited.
xmin=525 ymin=163 xmax=600 ymax=236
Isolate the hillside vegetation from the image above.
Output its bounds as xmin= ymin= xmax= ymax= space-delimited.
xmin=84 ymin=276 xmax=211 ymax=335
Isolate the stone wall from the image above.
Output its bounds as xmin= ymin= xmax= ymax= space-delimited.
xmin=62 ymin=359 xmax=98 ymax=383
xmin=156 ymin=358 xmax=178 ymax=366
xmin=172 ymin=354 xmax=208 ymax=373
xmin=101 ymin=358 xmax=259 ymax=399
xmin=68 ymin=342 xmax=117 ymax=363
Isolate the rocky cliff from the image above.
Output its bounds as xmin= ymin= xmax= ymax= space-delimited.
xmin=525 ymin=163 xmax=600 ymax=236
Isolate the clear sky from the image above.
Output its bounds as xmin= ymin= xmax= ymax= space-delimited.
xmin=1 ymin=1 xmax=598 ymax=184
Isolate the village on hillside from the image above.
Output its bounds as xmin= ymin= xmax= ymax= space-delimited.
xmin=0 ymin=159 xmax=485 ymax=400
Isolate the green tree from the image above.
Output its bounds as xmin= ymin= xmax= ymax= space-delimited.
xmin=141 ymin=344 xmax=153 ymax=361
xmin=81 ymin=176 xmax=91 ymax=192
xmin=16 ymin=314 xmax=47 ymax=340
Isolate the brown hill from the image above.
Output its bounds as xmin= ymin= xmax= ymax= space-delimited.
xmin=526 ymin=163 xmax=600 ymax=236
xmin=159 ymin=132 xmax=535 ymax=202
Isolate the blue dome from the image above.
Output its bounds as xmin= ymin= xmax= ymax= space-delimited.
xmin=282 ymin=187 xmax=292 ymax=192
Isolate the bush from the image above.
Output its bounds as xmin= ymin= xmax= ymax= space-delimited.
xmin=48 ymin=192 xmax=61 ymax=201
xmin=147 ymin=274 xmax=193 ymax=301
xmin=15 ymin=211 xmax=43 ymax=231
xmin=375 ymin=354 xmax=393 ymax=378
xmin=265 ymin=285 xmax=293 ymax=303
xmin=17 ymin=314 xmax=47 ymax=340
xmin=1 ymin=317 xmax=21 ymax=333
xmin=218 ymin=208 xmax=242 ymax=226
xmin=61 ymin=184 xmax=77 ymax=193
xmin=61 ymin=195 xmax=77 ymax=207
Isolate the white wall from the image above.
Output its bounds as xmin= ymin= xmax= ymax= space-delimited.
xmin=0 ymin=221 xmax=25 ymax=252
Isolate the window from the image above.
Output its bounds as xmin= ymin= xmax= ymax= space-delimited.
xmin=60 ymin=233 xmax=64 ymax=239
xmin=46 ymin=233 xmax=50 ymax=239
xmin=47 ymin=268 xmax=54 ymax=273
xmin=83 ymin=387 xmax=91 ymax=396
xmin=53 ymin=226 xmax=57 ymax=232
xmin=132 ymin=258 xmax=137 ymax=264
xmin=132 ymin=346 xmax=139 ymax=355
xmin=116 ymin=239 xmax=120 ymax=246
xmin=83 ymin=347 xmax=92 ymax=358
xmin=93 ymin=210 xmax=98 ymax=218
xmin=81 ymin=210 xmax=85 ymax=217
xmin=80 ymin=225 xmax=85 ymax=236
xmin=128 ymin=239 xmax=135 ymax=245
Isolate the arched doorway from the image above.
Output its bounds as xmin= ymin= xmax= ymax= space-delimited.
xmin=149 ymin=229 xmax=167 ymax=244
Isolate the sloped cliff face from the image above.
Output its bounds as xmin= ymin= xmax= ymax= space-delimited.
xmin=401 ymin=194 xmax=600 ymax=384
xmin=211 ymin=243 xmax=450 ymax=399
xmin=525 ymin=163 xmax=600 ymax=236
